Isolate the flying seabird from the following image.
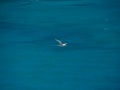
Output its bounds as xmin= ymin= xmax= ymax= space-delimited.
xmin=55 ymin=39 xmax=68 ymax=47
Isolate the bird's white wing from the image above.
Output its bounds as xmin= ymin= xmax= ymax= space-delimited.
xmin=55 ymin=39 xmax=63 ymax=44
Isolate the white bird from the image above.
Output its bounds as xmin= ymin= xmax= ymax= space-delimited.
xmin=55 ymin=39 xmax=68 ymax=47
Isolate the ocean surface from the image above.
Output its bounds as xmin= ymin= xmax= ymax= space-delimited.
xmin=0 ymin=0 xmax=120 ymax=90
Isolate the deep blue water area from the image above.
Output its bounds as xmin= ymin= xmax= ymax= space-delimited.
xmin=0 ymin=0 xmax=120 ymax=90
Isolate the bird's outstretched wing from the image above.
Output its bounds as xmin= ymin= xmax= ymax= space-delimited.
xmin=55 ymin=39 xmax=63 ymax=45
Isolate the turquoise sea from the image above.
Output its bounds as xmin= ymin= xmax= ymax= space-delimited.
xmin=0 ymin=0 xmax=120 ymax=90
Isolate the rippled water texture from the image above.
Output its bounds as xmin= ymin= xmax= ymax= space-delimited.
xmin=0 ymin=0 xmax=120 ymax=90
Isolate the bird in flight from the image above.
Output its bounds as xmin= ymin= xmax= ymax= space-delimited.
xmin=55 ymin=39 xmax=68 ymax=47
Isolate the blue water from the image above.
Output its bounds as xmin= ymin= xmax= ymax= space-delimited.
xmin=0 ymin=0 xmax=120 ymax=90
